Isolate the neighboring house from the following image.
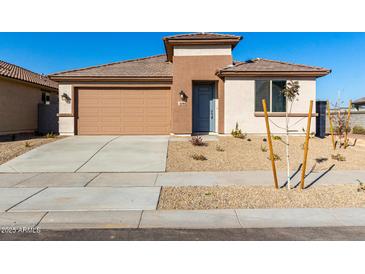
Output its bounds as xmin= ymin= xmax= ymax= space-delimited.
xmin=0 ymin=60 xmax=59 ymax=136
xmin=353 ymin=97 xmax=365 ymax=110
xmin=49 ymin=33 xmax=331 ymax=136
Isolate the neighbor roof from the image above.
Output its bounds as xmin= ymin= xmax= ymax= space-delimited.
xmin=353 ymin=97 xmax=365 ymax=105
xmin=0 ymin=60 xmax=58 ymax=90
xmin=49 ymin=54 xmax=172 ymax=80
xmin=218 ymin=58 xmax=331 ymax=77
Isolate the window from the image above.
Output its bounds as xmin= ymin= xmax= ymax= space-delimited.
xmin=41 ymin=92 xmax=50 ymax=105
xmin=255 ymin=80 xmax=287 ymax=112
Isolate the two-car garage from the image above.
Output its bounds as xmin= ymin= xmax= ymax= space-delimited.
xmin=75 ymin=88 xmax=171 ymax=135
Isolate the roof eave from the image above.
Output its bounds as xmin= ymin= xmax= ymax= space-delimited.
xmin=0 ymin=75 xmax=58 ymax=90
xmin=49 ymin=75 xmax=173 ymax=83
xmin=164 ymin=37 xmax=242 ymax=62
xmin=217 ymin=70 xmax=331 ymax=78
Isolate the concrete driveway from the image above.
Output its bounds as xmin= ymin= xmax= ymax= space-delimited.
xmin=0 ymin=136 xmax=169 ymax=173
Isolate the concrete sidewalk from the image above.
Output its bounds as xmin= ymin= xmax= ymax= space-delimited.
xmin=1 ymin=170 xmax=363 ymax=188
xmin=1 ymin=208 xmax=365 ymax=230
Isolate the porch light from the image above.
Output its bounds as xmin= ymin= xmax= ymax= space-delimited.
xmin=179 ymin=90 xmax=187 ymax=101
xmin=61 ymin=93 xmax=71 ymax=103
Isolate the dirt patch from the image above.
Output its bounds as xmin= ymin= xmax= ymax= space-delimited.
xmin=158 ymin=185 xmax=365 ymax=210
xmin=0 ymin=135 xmax=64 ymax=165
xmin=166 ymin=136 xmax=365 ymax=171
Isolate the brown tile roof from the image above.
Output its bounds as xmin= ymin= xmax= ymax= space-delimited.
xmin=219 ymin=58 xmax=331 ymax=76
xmin=163 ymin=32 xmax=242 ymax=40
xmin=0 ymin=60 xmax=58 ymax=90
xmin=49 ymin=54 xmax=172 ymax=79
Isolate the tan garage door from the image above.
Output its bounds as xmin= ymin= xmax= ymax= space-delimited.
xmin=76 ymin=88 xmax=171 ymax=135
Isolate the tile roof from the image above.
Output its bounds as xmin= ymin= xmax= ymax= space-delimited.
xmin=50 ymin=54 xmax=172 ymax=78
xmin=163 ymin=32 xmax=242 ymax=40
xmin=0 ymin=60 xmax=58 ymax=89
xmin=220 ymin=58 xmax=331 ymax=74
xmin=353 ymin=97 xmax=365 ymax=105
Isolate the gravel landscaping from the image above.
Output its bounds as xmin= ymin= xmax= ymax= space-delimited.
xmin=0 ymin=135 xmax=63 ymax=165
xmin=166 ymin=136 xmax=365 ymax=172
xmin=158 ymin=185 xmax=365 ymax=210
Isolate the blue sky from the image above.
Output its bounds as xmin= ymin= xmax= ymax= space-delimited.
xmin=0 ymin=32 xmax=364 ymax=103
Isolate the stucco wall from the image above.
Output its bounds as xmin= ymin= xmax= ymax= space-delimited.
xmin=224 ymin=77 xmax=316 ymax=134
xmin=58 ymin=84 xmax=74 ymax=135
xmin=171 ymin=55 xmax=232 ymax=134
xmin=174 ymin=45 xmax=232 ymax=56
xmin=0 ymin=77 xmax=51 ymax=135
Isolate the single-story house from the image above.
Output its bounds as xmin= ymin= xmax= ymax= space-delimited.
xmin=353 ymin=97 xmax=365 ymax=110
xmin=49 ymin=33 xmax=331 ymax=136
xmin=0 ymin=60 xmax=58 ymax=136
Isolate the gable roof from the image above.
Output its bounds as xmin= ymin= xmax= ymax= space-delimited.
xmin=218 ymin=58 xmax=331 ymax=77
xmin=163 ymin=32 xmax=242 ymax=40
xmin=163 ymin=32 xmax=242 ymax=61
xmin=49 ymin=54 xmax=172 ymax=80
xmin=353 ymin=97 xmax=365 ymax=105
xmin=0 ymin=60 xmax=58 ymax=90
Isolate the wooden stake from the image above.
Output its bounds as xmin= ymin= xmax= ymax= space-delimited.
xmin=344 ymin=100 xmax=352 ymax=149
xmin=300 ymin=100 xmax=313 ymax=190
xmin=262 ymin=99 xmax=278 ymax=189
xmin=327 ymin=100 xmax=336 ymax=150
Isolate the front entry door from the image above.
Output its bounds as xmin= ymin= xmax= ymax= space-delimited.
xmin=193 ymin=84 xmax=215 ymax=133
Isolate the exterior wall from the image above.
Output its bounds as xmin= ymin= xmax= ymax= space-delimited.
xmin=224 ymin=77 xmax=316 ymax=134
xmin=174 ymin=45 xmax=232 ymax=56
xmin=58 ymin=84 xmax=74 ymax=135
xmin=0 ymin=77 xmax=54 ymax=135
xmin=171 ymin=55 xmax=232 ymax=134
xmin=326 ymin=110 xmax=365 ymax=133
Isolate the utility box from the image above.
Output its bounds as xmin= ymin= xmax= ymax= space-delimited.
xmin=316 ymin=100 xmax=326 ymax=138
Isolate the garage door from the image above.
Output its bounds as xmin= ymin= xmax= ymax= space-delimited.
xmin=76 ymin=88 xmax=171 ymax=135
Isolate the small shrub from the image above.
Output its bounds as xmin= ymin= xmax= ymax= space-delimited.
xmin=272 ymin=135 xmax=282 ymax=141
xmin=216 ymin=144 xmax=225 ymax=152
xmin=247 ymin=138 xmax=251 ymax=142
xmin=231 ymin=122 xmax=246 ymax=139
xmin=315 ymin=157 xmax=328 ymax=164
xmin=310 ymin=132 xmax=315 ymax=138
xmin=260 ymin=144 xmax=267 ymax=152
xmin=191 ymin=153 xmax=207 ymax=161
xmin=268 ymin=153 xmax=281 ymax=161
xmin=262 ymin=138 xmax=267 ymax=142
xmin=331 ymin=153 xmax=346 ymax=161
xmin=45 ymin=132 xmax=57 ymax=138
xmin=353 ymin=125 xmax=365 ymax=135
xmin=357 ymin=181 xmax=365 ymax=192
xmin=190 ymin=136 xmax=207 ymax=146
xmin=24 ymin=141 xmax=31 ymax=148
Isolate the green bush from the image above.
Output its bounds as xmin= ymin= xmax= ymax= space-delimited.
xmin=353 ymin=125 xmax=365 ymax=135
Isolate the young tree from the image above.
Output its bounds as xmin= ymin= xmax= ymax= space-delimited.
xmin=281 ymin=80 xmax=300 ymax=190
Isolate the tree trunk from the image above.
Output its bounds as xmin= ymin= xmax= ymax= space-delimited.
xmin=285 ymin=101 xmax=291 ymax=190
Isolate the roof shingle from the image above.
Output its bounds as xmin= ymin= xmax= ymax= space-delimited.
xmin=0 ymin=60 xmax=58 ymax=89
xmin=220 ymin=58 xmax=331 ymax=73
xmin=50 ymin=54 xmax=172 ymax=78
xmin=163 ymin=32 xmax=242 ymax=40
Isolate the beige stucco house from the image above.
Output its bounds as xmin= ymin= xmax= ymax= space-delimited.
xmin=49 ymin=33 xmax=331 ymax=136
xmin=0 ymin=60 xmax=58 ymax=136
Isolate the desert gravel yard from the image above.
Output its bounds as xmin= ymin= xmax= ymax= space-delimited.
xmin=158 ymin=185 xmax=365 ymax=210
xmin=167 ymin=136 xmax=365 ymax=171
xmin=0 ymin=135 xmax=63 ymax=165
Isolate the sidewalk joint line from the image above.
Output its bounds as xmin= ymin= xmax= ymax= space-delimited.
xmin=13 ymin=173 xmax=42 ymax=187
xmin=83 ymin=173 xmax=101 ymax=187
xmin=234 ymin=209 xmax=244 ymax=228
xmin=74 ymin=136 xmax=120 ymax=172
xmin=34 ymin=211 xmax=49 ymax=228
xmin=137 ymin=210 xmax=144 ymax=228
xmin=153 ymin=173 xmax=159 ymax=186
xmin=5 ymin=187 xmax=48 ymax=212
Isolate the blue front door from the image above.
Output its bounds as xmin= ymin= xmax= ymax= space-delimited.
xmin=193 ymin=84 xmax=215 ymax=132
